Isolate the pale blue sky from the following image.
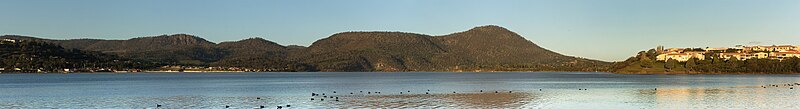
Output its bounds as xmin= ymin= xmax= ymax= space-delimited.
xmin=1 ymin=0 xmax=799 ymax=61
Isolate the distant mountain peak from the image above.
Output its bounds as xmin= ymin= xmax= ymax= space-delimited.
xmin=220 ymin=37 xmax=282 ymax=47
xmin=133 ymin=34 xmax=200 ymax=39
xmin=471 ymin=25 xmax=506 ymax=30
xmin=164 ymin=34 xmax=204 ymax=40
xmin=440 ymin=25 xmax=524 ymax=42
xmin=463 ymin=25 xmax=514 ymax=34
xmin=239 ymin=37 xmax=267 ymax=42
xmin=129 ymin=34 xmax=215 ymax=46
xmin=217 ymin=37 xmax=285 ymax=53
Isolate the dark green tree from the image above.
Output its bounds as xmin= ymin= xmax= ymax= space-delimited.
xmin=685 ymin=58 xmax=698 ymax=69
xmin=645 ymin=49 xmax=658 ymax=60
xmin=639 ymin=57 xmax=655 ymax=68
xmin=665 ymin=59 xmax=678 ymax=69
xmin=795 ymin=59 xmax=800 ymax=72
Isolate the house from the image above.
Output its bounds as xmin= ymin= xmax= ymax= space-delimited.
xmin=766 ymin=45 xmax=797 ymax=52
xmin=770 ymin=50 xmax=800 ymax=59
xmin=753 ymin=52 xmax=769 ymax=59
xmin=656 ymin=52 xmax=705 ymax=62
xmin=704 ymin=47 xmax=728 ymax=52
xmin=659 ymin=45 xmax=799 ymax=61
xmin=719 ymin=53 xmax=746 ymax=60
xmin=664 ymin=48 xmax=686 ymax=53
xmin=1 ymin=38 xmax=17 ymax=43
xmin=743 ymin=45 xmax=798 ymax=52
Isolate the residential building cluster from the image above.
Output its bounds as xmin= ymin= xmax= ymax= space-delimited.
xmin=1 ymin=38 xmax=18 ymax=44
xmin=655 ymin=45 xmax=800 ymax=62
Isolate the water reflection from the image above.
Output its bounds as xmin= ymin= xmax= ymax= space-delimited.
xmin=632 ymin=87 xmax=798 ymax=109
xmin=1 ymin=87 xmax=797 ymax=108
xmin=2 ymin=73 xmax=800 ymax=108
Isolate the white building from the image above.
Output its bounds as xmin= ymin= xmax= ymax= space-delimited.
xmin=656 ymin=52 xmax=705 ymax=62
xmin=1 ymin=38 xmax=16 ymax=43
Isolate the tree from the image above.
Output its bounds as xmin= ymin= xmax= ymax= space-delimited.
xmin=726 ymin=57 xmax=741 ymax=70
xmin=665 ymin=59 xmax=678 ymax=69
xmin=712 ymin=57 xmax=724 ymax=64
xmin=787 ymin=57 xmax=800 ymax=72
xmin=685 ymin=58 xmax=698 ymax=69
xmin=646 ymin=49 xmax=658 ymax=60
xmin=639 ymin=57 xmax=655 ymax=68
xmin=796 ymin=59 xmax=800 ymax=72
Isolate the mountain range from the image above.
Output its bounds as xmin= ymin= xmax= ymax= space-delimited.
xmin=1 ymin=25 xmax=610 ymax=72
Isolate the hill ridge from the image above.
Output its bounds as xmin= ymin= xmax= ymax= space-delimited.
xmin=2 ymin=25 xmax=610 ymax=72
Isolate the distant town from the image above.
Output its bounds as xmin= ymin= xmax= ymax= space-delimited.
xmin=655 ymin=45 xmax=800 ymax=62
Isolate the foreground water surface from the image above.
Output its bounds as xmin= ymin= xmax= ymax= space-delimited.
xmin=0 ymin=72 xmax=798 ymax=108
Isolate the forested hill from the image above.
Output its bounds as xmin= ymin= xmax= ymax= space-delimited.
xmin=0 ymin=40 xmax=156 ymax=72
xmin=295 ymin=25 xmax=609 ymax=71
xmin=1 ymin=25 xmax=610 ymax=72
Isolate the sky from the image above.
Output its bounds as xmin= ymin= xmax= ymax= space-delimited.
xmin=1 ymin=0 xmax=799 ymax=61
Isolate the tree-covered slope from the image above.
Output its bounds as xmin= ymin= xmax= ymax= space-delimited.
xmin=2 ymin=25 xmax=611 ymax=72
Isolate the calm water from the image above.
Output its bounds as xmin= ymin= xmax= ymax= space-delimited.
xmin=0 ymin=72 xmax=798 ymax=109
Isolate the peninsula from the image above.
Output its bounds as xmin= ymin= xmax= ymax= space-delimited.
xmin=611 ymin=45 xmax=800 ymax=74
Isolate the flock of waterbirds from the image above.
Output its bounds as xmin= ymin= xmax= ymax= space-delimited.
xmin=759 ymin=82 xmax=800 ymax=89
xmin=146 ymin=88 xmax=641 ymax=109
xmin=146 ymin=82 xmax=799 ymax=109
xmin=149 ymin=89 xmax=525 ymax=109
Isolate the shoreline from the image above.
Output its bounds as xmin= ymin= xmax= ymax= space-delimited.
xmin=613 ymin=71 xmax=800 ymax=75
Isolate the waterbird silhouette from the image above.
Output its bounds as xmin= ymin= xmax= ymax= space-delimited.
xmin=286 ymin=105 xmax=290 ymax=107
xmin=157 ymin=104 xmax=161 ymax=108
xmin=277 ymin=106 xmax=282 ymax=109
xmin=225 ymin=105 xmax=229 ymax=108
